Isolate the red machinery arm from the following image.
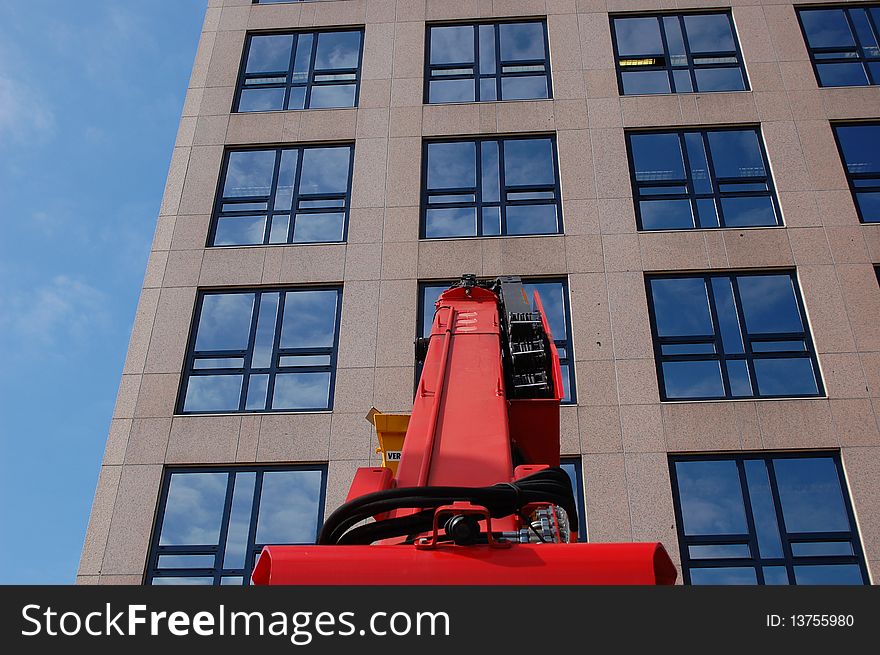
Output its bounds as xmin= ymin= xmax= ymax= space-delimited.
xmin=253 ymin=276 xmax=676 ymax=585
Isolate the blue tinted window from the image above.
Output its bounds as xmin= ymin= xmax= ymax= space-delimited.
xmin=612 ymin=12 xmax=748 ymax=94
xmin=245 ymin=34 xmax=293 ymax=73
xmin=236 ymin=29 xmax=363 ymax=111
xmin=211 ymin=145 xmax=353 ymax=246
xmin=418 ymin=279 xmax=576 ymax=403
xmin=736 ymin=275 xmax=803 ymax=334
xmin=422 ymin=137 xmax=562 ymax=238
xmin=180 ymin=288 xmax=341 ymax=413
xmin=675 ymin=460 xmax=748 ymax=535
xmin=426 ymin=20 xmax=551 ymax=103
xmin=773 ymin=458 xmax=850 ymax=533
xmin=647 ymin=272 xmax=822 ymax=400
xmin=690 ymin=567 xmax=757 ymax=585
xmin=833 ymin=122 xmax=880 ymax=223
xmin=798 ymin=6 xmax=880 ymax=87
xmin=649 ymin=278 xmax=713 ymax=337
xmin=147 ymin=466 xmax=326 ymax=585
xmin=627 ymin=127 xmax=780 ymax=230
xmin=683 ymin=13 xmax=735 ymax=52
xmin=671 ymin=454 xmax=867 ymax=586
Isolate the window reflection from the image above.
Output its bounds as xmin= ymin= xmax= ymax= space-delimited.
xmin=689 ymin=567 xmax=757 ymax=585
xmin=245 ymin=34 xmax=293 ymax=73
xmin=158 ymin=472 xmax=227 ymax=546
xmin=833 ymin=123 xmax=880 ymax=223
xmin=773 ymin=458 xmax=850 ymax=533
xmin=426 ymin=21 xmax=551 ymax=103
xmin=182 ymin=375 xmax=244 ymax=413
xmin=427 ymin=142 xmax=477 ymax=189
xmin=212 ymin=145 xmax=353 ymax=246
xmin=423 ymin=137 xmax=561 ymax=238
xmin=194 ymin=293 xmax=255 ymax=351
xmin=236 ymin=29 xmax=363 ymax=111
xmin=675 ymin=461 xmax=748 ymax=535
xmin=671 ymin=454 xmax=867 ymax=585
xmin=683 ymin=14 xmax=735 ymax=52
xmin=148 ymin=466 xmax=327 ymax=586
xmin=650 ymin=278 xmax=713 ymax=337
xmin=612 ymin=12 xmax=747 ymax=95
xmin=627 ymin=128 xmax=780 ymax=230
xmin=181 ymin=288 xmax=341 ymax=414
xmin=256 ymin=470 xmax=324 ymax=544
xmin=798 ymin=6 xmax=880 ymax=88
xmin=430 ymin=26 xmax=474 ymax=65
xmin=647 ymin=272 xmax=821 ymax=400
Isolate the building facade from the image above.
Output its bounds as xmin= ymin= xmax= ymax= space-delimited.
xmin=79 ymin=0 xmax=880 ymax=585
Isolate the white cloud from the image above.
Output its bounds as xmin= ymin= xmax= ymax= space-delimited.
xmin=0 ymin=75 xmax=55 ymax=144
xmin=0 ymin=275 xmax=109 ymax=350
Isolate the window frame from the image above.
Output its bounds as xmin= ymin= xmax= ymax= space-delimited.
xmin=610 ymin=10 xmax=750 ymax=96
xmin=796 ymin=4 xmax=880 ymax=88
xmin=233 ymin=28 xmax=365 ymax=113
xmin=420 ymin=135 xmax=564 ymax=239
xmin=416 ymin=278 xmax=577 ymax=404
xmin=177 ymin=286 xmax=343 ymax=415
xmin=668 ymin=452 xmax=869 ymax=586
xmin=625 ymin=126 xmax=782 ymax=231
xmin=645 ymin=271 xmax=824 ymax=401
xmin=831 ymin=121 xmax=880 ymax=224
xmin=207 ymin=144 xmax=355 ymax=248
xmin=560 ymin=456 xmax=587 ymax=542
xmin=423 ymin=19 xmax=554 ymax=104
xmin=145 ymin=464 xmax=328 ymax=586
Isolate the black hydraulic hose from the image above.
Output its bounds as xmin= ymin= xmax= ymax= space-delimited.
xmin=318 ymin=467 xmax=577 ymax=546
xmin=336 ymin=509 xmax=436 ymax=545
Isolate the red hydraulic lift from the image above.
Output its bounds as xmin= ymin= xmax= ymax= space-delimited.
xmin=253 ymin=275 xmax=676 ymax=585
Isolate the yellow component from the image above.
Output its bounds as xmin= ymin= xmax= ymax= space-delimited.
xmin=619 ymin=57 xmax=657 ymax=67
xmin=366 ymin=407 xmax=410 ymax=477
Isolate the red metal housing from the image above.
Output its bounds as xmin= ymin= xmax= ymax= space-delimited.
xmin=252 ymin=543 xmax=677 ymax=585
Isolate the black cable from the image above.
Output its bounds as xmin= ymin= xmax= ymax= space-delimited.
xmin=336 ymin=509 xmax=435 ymax=545
xmin=318 ymin=467 xmax=577 ymax=546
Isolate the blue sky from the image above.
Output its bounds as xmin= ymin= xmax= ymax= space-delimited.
xmin=0 ymin=1 xmax=207 ymax=583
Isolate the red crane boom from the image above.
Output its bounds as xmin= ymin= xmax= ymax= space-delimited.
xmin=252 ymin=275 xmax=676 ymax=585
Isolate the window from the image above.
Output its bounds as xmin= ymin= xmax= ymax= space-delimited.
xmin=234 ymin=29 xmax=363 ymax=112
xmin=418 ymin=279 xmax=575 ymax=403
xmin=560 ymin=457 xmax=587 ymax=542
xmin=832 ymin=122 xmax=880 ymax=223
xmin=147 ymin=465 xmax=326 ymax=585
xmin=179 ymin=288 xmax=342 ymax=414
xmin=626 ymin=127 xmax=781 ymax=230
xmin=611 ymin=12 xmax=748 ymax=95
xmin=646 ymin=272 xmax=822 ymax=401
xmin=798 ymin=5 xmax=880 ymax=87
xmin=421 ymin=136 xmax=562 ymax=238
xmin=210 ymin=145 xmax=354 ymax=247
xmin=425 ymin=21 xmax=552 ymax=103
xmin=669 ymin=453 xmax=868 ymax=585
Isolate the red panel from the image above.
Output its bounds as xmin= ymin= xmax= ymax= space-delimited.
xmin=346 ymin=467 xmax=394 ymax=503
xmin=252 ymin=543 xmax=677 ymax=586
xmin=508 ymin=398 xmax=561 ymax=466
